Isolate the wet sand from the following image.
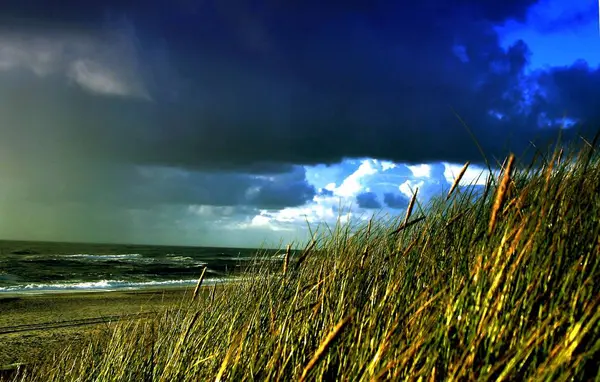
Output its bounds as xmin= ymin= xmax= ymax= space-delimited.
xmin=0 ymin=287 xmax=195 ymax=371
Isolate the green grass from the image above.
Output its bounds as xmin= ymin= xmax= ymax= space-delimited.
xmin=13 ymin=141 xmax=600 ymax=381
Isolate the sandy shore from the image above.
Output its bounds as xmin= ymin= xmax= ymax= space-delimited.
xmin=0 ymin=287 xmax=196 ymax=371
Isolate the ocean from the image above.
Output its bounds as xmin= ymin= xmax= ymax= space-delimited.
xmin=0 ymin=240 xmax=283 ymax=294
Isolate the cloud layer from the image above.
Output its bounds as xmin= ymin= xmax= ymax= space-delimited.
xmin=0 ymin=0 xmax=598 ymax=245
xmin=1 ymin=0 xmax=597 ymax=171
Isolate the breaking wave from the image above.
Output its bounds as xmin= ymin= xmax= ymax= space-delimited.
xmin=0 ymin=278 xmax=227 ymax=294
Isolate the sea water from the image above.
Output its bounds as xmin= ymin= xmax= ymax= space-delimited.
xmin=0 ymin=240 xmax=279 ymax=294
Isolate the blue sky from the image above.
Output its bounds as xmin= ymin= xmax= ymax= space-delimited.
xmin=497 ymin=0 xmax=599 ymax=68
xmin=0 ymin=0 xmax=598 ymax=247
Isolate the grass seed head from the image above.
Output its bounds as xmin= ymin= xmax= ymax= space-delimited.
xmin=489 ymin=154 xmax=515 ymax=236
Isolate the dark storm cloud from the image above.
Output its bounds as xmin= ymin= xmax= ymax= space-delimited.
xmin=2 ymin=160 xmax=315 ymax=210
xmin=243 ymin=167 xmax=317 ymax=209
xmin=383 ymin=193 xmax=410 ymax=210
xmin=356 ymin=192 xmax=381 ymax=209
xmin=3 ymin=0 xmax=596 ymax=175
xmin=318 ymin=189 xmax=334 ymax=197
xmin=138 ymin=166 xmax=315 ymax=209
xmin=536 ymin=62 xmax=600 ymax=127
xmin=1 ymin=0 xmax=599 ymax=225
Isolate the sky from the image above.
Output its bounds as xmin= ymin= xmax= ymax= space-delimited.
xmin=0 ymin=0 xmax=598 ymax=247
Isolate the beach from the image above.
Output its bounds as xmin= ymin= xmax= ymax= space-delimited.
xmin=0 ymin=240 xmax=277 ymax=378
xmin=0 ymin=287 xmax=194 ymax=373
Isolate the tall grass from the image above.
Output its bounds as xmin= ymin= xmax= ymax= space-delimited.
xmin=14 ymin=142 xmax=600 ymax=381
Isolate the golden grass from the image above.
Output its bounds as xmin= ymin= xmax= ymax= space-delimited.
xmin=10 ymin=143 xmax=600 ymax=382
xmin=299 ymin=312 xmax=354 ymax=382
xmin=446 ymin=161 xmax=470 ymax=201
xmin=192 ymin=267 xmax=207 ymax=301
xmin=489 ymin=153 xmax=515 ymax=235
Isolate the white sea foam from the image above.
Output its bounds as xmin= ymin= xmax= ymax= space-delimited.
xmin=165 ymin=255 xmax=192 ymax=261
xmin=63 ymin=253 xmax=143 ymax=261
xmin=58 ymin=253 xmax=206 ymax=267
xmin=0 ymin=278 xmax=227 ymax=294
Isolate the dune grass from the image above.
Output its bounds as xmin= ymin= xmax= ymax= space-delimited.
xmin=12 ymin=141 xmax=600 ymax=381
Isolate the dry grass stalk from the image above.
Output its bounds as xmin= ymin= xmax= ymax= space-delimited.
xmin=445 ymin=207 xmax=471 ymax=228
xmin=403 ymin=188 xmax=419 ymax=226
xmin=283 ymin=244 xmax=291 ymax=276
xmin=210 ymin=283 xmax=217 ymax=304
xmin=215 ymin=319 xmax=250 ymax=382
xmin=489 ymin=154 xmax=515 ymax=236
xmin=366 ymin=318 xmax=400 ymax=377
xmin=361 ymin=219 xmax=373 ymax=268
xmin=401 ymin=238 xmax=418 ymax=257
xmin=556 ymin=148 xmax=564 ymax=166
xmin=385 ymin=237 xmax=417 ymax=261
xmin=389 ymin=215 xmax=426 ymax=236
xmin=161 ymin=312 xmax=201 ymax=379
xmin=182 ymin=312 xmax=200 ymax=343
xmin=214 ymin=340 xmax=234 ymax=382
xmin=545 ymin=152 xmax=556 ymax=185
xmin=192 ymin=266 xmax=207 ymax=301
xmin=299 ymin=312 xmax=354 ymax=382
xmin=296 ymin=239 xmax=317 ymax=270
xmin=446 ymin=161 xmax=470 ymax=200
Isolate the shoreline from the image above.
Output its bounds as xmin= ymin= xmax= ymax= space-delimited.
xmin=0 ymin=283 xmax=199 ymax=297
xmin=0 ymin=277 xmax=229 ymax=296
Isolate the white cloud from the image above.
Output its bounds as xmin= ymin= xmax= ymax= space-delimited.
xmin=68 ymin=59 xmax=136 ymax=97
xmin=399 ymin=179 xmax=424 ymax=198
xmin=396 ymin=163 xmax=450 ymax=203
xmin=251 ymin=158 xmax=413 ymax=230
xmin=407 ymin=164 xmax=432 ymax=178
xmin=0 ymin=27 xmax=149 ymax=99
xmin=187 ymin=205 xmax=238 ymax=218
xmin=443 ymin=162 xmax=490 ymax=186
xmin=250 ymin=214 xmax=273 ymax=227
xmin=108 ymin=158 xmax=490 ymax=247
xmin=381 ymin=160 xmax=396 ymax=171
xmin=334 ymin=159 xmax=380 ymax=197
